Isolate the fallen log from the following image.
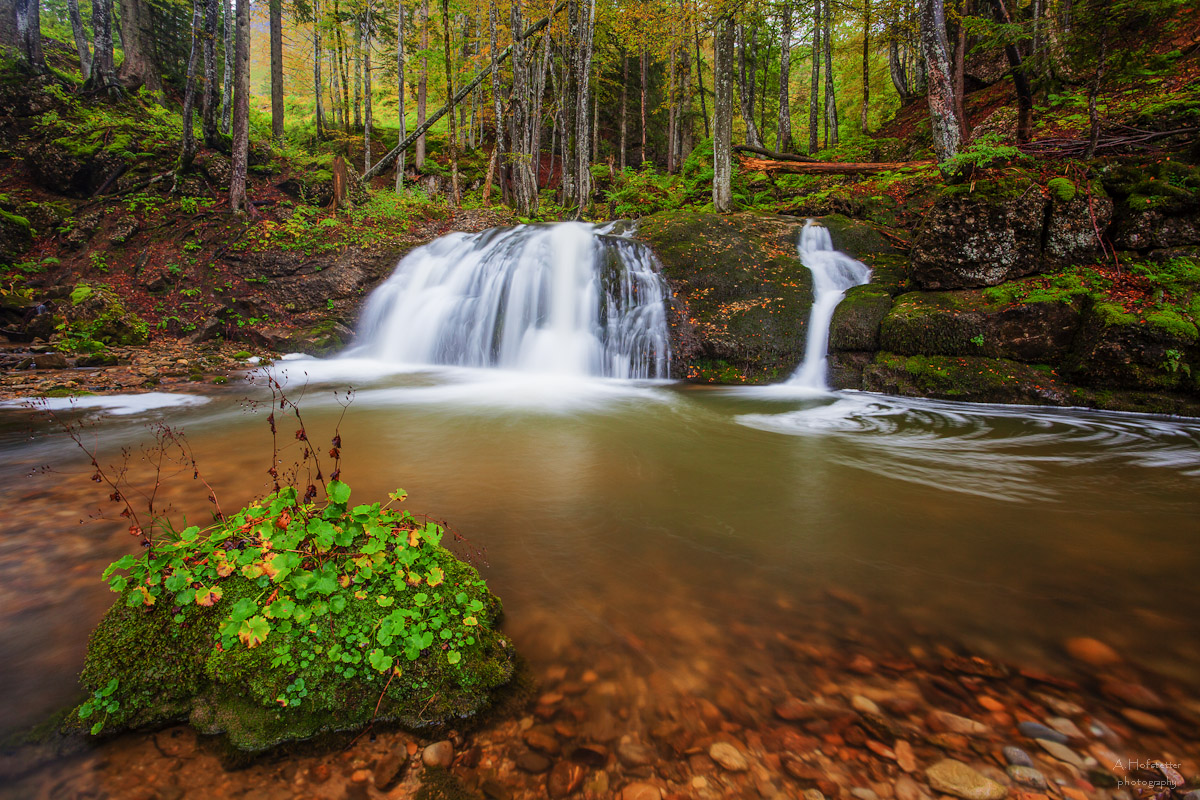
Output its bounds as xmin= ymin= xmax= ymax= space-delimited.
xmin=732 ymin=144 xmax=819 ymax=163
xmin=738 ymin=156 xmax=935 ymax=175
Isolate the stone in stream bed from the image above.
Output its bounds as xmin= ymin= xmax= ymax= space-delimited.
xmin=1035 ymin=739 xmax=1085 ymax=767
xmin=926 ymin=759 xmax=1008 ymax=800
xmin=1017 ymin=721 xmax=1068 ymax=744
xmin=1064 ymin=637 xmax=1121 ymax=666
xmin=1007 ymin=766 xmax=1049 ymax=790
xmin=1003 ymin=746 xmax=1034 ymax=768
xmin=709 ymin=741 xmax=750 ymax=771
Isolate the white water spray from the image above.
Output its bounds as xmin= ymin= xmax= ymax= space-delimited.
xmin=788 ymin=221 xmax=872 ymax=390
xmin=346 ymin=222 xmax=671 ymax=379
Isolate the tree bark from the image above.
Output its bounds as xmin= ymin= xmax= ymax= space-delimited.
xmin=823 ymin=0 xmax=837 ymax=146
xmin=441 ymin=0 xmax=459 ymax=205
xmin=619 ymin=48 xmax=628 ymax=170
xmin=313 ymin=0 xmax=325 ymax=138
xmin=178 ymin=0 xmax=204 ymax=172
xmin=86 ymin=0 xmax=121 ymax=93
xmin=354 ymin=20 xmax=362 ymax=128
xmin=116 ymin=0 xmax=163 ymax=92
xmin=737 ymin=23 xmax=762 ymax=147
xmin=395 ymin=0 xmax=406 ymax=190
xmin=364 ymin=0 xmax=373 ymax=170
xmin=778 ymin=4 xmax=793 ymax=152
xmin=416 ymin=0 xmax=427 ymax=168
xmin=229 ymin=0 xmax=250 ymax=213
xmin=270 ymin=0 xmax=284 ymax=139
xmin=952 ymin=1 xmax=966 ymax=137
xmin=918 ymin=0 xmax=961 ymax=165
xmin=808 ymin=0 xmax=821 ymax=153
xmin=860 ymin=0 xmax=870 ymax=133
xmin=488 ymin=0 xmax=506 ymax=202
xmin=221 ymin=0 xmax=233 ymax=132
xmin=67 ymin=0 xmax=92 ymax=79
xmin=639 ymin=44 xmax=648 ymax=165
xmin=992 ymin=0 xmax=1033 ymax=143
xmin=202 ymin=0 xmax=220 ymax=146
xmin=713 ymin=13 xmax=734 ymax=212
xmin=888 ymin=36 xmax=910 ymax=103
xmin=333 ymin=0 xmax=351 ymax=133
xmin=14 ymin=0 xmax=46 ymax=73
xmin=694 ymin=26 xmax=709 ymax=138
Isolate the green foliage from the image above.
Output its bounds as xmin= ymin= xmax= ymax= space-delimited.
xmin=942 ymin=133 xmax=1025 ymax=176
xmin=79 ymin=480 xmax=512 ymax=748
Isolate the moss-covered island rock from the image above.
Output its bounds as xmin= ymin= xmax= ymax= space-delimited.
xmin=76 ymin=481 xmax=515 ymax=752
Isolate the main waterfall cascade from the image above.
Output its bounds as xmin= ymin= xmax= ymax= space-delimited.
xmin=788 ymin=221 xmax=873 ymax=390
xmin=347 ymin=222 xmax=671 ymax=379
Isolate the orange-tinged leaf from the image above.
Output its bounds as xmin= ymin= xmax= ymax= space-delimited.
xmin=238 ymin=615 xmax=270 ymax=648
xmin=196 ymin=586 xmax=223 ymax=606
xmin=242 ymin=562 xmax=265 ymax=579
xmin=407 ymin=529 xmax=421 ymax=547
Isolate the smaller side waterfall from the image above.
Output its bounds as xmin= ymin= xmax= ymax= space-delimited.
xmin=788 ymin=221 xmax=872 ymax=390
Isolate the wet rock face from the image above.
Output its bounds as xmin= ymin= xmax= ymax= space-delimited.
xmin=1045 ymin=195 xmax=1114 ymax=266
xmin=1114 ymin=210 xmax=1200 ymax=250
xmin=910 ymin=186 xmax=1048 ymax=290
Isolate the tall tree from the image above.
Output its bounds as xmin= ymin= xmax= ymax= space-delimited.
xmin=639 ymin=44 xmax=648 ymax=164
xmin=270 ymin=0 xmax=285 ymax=139
xmin=221 ymin=0 xmax=233 ymax=132
xmin=694 ymin=26 xmax=709 ymax=137
xmin=13 ymin=0 xmax=47 ymax=73
xmin=116 ymin=0 xmax=164 ymax=92
xmin=991 ymin=0 xmax=1033 ymax=142
xmin=85 ymin=0 xmax=121 ymax=94
xmin=178 ymin=0 xmax=204 ymax=174
xmin=67 ymin=0 xmax=92 ymax=79
xmin=778 ymin=3 xmax=793 ymax=152
xmin=395 ymin=0 xmax=406 ymax=190
xmin=822 ymin=0 xmax=837 ymax=146
xmin=415 ymin=0 xmax=427 ymax=169
xmin=808 ymin=0 xmax=820 ymax=153
xmin=313 ymin=0 xmax=325 ymax=137
xmin=441 ymin=0 xmax=459 ymax=205
xmin=737 ymin=23 xmax=762 ymax=147
xmin=619 ymin=46 xmax=628 ymax=170
xmin=713 ymin=13 xmax=734 ymax=212
xmin=919 ymin=0 xmax=961 ymax=164
xmin=363 ymin=0 xmax=373 ymax=169
xmin=201 ymin=0 xmax=221 ymax=146
xmin=229 ymin=0 xmax=251 ymax=213
xmin=860 ymin=0 xmax=870 ymax=133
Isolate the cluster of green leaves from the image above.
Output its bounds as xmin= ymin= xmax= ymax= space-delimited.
xmin=93 ymin=479 xmax=493 ymax=729
xmin=942 ymin=133 xmax=1025 ymax=176
xmin=77 ymin=678 xmax=120 ymax=735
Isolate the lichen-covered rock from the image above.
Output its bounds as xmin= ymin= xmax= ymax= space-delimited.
xmin=910 ymin=181 xmax=1047 ymax=289
xmin=1046 ymin=193 xmax=1113 ymax=266
xmin=1062 ymin=301 xmax=1199 ymax=395
xmin=1113 ymin=210 xmax=1200 ymax=250
xmin=863 ymin=353 xmax=1072 ymax=406
xmin=879 ymin=291 xmax=1083 ymax=363
xmin=634 ymin=211 xmax=814 ymax=383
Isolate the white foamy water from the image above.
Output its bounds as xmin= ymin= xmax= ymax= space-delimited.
xmin=0 ymin=392 xmax=210 ymax=416
xmin=788 ymin=221 xmax=872 ymax=390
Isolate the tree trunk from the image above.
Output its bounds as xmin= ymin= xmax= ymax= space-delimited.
xmin=230 ymin=0 xmax=251 ymax=212
xmin=416 ymin=0 xmax=427 ymax=168
xmin=14 ymin=0 xmax=46 ymax=73
xmin=713 ymin=14 xmax=733 ymax=212
xmin=441 ymin=0 xmax=459 ymax=205
xmin=395 ymin=0 xmax=406 ymax=190
xmin=313 ymin=0 xmax=325 ymax=138
xmin=823 ymin=0 xmax=837 ymax=146
xmin=676 ymin=44 xmax=691 ymax=166
xmin=67 ymin=0 xmax=92 ymax=79
xmin=221 ymin=0 xmax=233 ymax=132
xmin=270 ymin=0 xmax=284 ymax=139
xmin=488 ymin=0 xmax=506 ymax=203
xmin=354 ymin=21 xmax=362 ymax=128
xmin=992 ymin=0 xmax=1033 ymax=143
xmin=619 ymin=48 xmax=627 ymax=170
xmin=694 ymin=26 xmax=709 ymax=138
xmin=918 ymin=0 xmax=961 ymax=165
xmin=808 ymin=0 xmax=820 ymax=153
xmin=737 ymin=23 xmax=762 ymax=147
xmin=116 ymin=0 xmax=163 ymax=92
xmin=510 ymin=0 xmax=537 ymax=214
xmin=364 ymin=0 xmax=373 ymax=170
xmin=1084 ymin=28 xmax=1106 ymax=159
xmin=860 ymin=0 xmax=870 ymax=133
xmin=333 ymin=0 xmax=351 ymax=134
xmin=202 ymin=0 xmax=220 ymax=146
xmin=639 ymin=44 xmax=648 ymax=165
xmin=667 ymin=46 xmax=677 ymax=173
xmin=888 ymin=36 xmax=910 ymax=103
xmin=86 ymin=0 xmax=121 ymax=94
xmin=778 ymin=5 xmax=792 ymax=152
xmin=952 ymin=2 xmax=966 ymax=137
xmin=178 ymin=0 xmax=203 ymax=171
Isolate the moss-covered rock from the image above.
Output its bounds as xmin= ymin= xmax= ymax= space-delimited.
xmin=0 ymin=208 xmax=32 ymax=266
xmin=879 ymin=290 xmax=1083 ymax=363
xmin=76 ymin=483 xmax=516 ymax=752
xmin=910 ymin=178 xmax=1048 ymax=289
xmin=830 ymin=286 xmax=893 ymax=352
xmin=1045 ymin=191 xmax=1113 ymax=267
xmin=634 ymin=211 xmax=814 ymax=383
xmin=862 ymin=352 xmax=1073 ymax=406
xmin=1063 ymin=300 xmax=1200 ymax=395
xmin=60 ymin=283 xmax=149 ymax=347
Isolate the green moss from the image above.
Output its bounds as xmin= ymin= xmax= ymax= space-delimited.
xmin=865 ymin=352 xmax=1067 ymax=405
xmin=70 ymin=284 xmax=94 ymax=304
xmin=0 ymin=208 xmax=31 ymax=232
xmin=1047 ymin=177 xmax=1077 ymax=203
xmin=1146 ymin=308 xmax=1199 ymax=341
xmin=1094 ymin=301 xmax=1137 ymax=327
xmin=76 ymin=483 xmax=515 ymax=752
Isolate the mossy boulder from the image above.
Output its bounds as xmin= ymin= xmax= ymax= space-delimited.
xmin=1106 ymin=161 xmax=1200 ymax=250
xmin=1045 ymin=190 xmax=1113 ymax=267
xmin=634 ymin=211 xmax=814 ymax=383
xmin=0 ymin=208 xmax=32 ymax=266
xmin=862 ymin=352 xmax=1072 ymax=406
xmin=879 ymin=290 xmax=1083 ymax=363
xmin=61 ymin=283 xmax=149 ymax=347
xmin=77 ymin=482 xmax=516 ymax=752
xmin=910 ymin=178 xmax=1048 ymax=289
xmin=830 ymin=285 xmax=893 ymax=352
xmin=1062 ymin=300 xmax=1200 ymax=395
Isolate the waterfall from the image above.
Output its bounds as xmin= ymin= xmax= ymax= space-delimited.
xmin=346 ymin=222 xmax=671 ymax=379
xmin=788 ymin=221 xmax=872 ymax=390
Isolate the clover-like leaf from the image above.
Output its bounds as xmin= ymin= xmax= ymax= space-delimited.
xmin=326 ymin=479 xmax=351 ymax=505
xmin=368 ymin=649 xmax=392 ymax=673
xmin=265 ymin=597 xmax=296 ymax=619
xmin=426 ymin=566 xmax=445 ymax=587
xmin=230 ymin=597 xmax=258 ymax=621
xmin=196 ymin=585 xmax=223 ymax=606
xmin=238 ymin=615 xmax=271 ymax=648
xmin=446 ymin=650 xmax=461 ymax=665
